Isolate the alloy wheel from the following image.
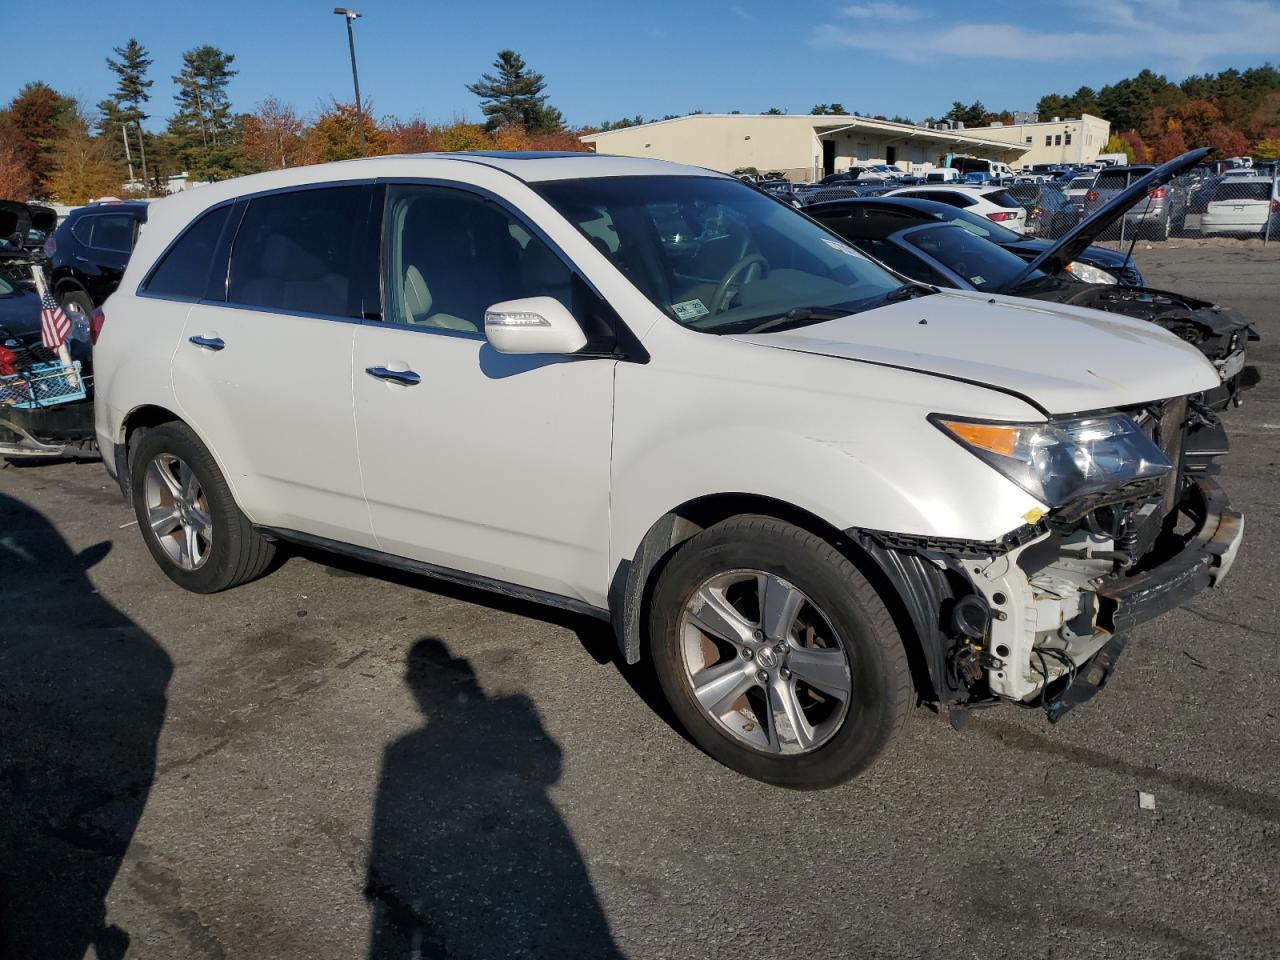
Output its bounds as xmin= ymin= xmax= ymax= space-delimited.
xmin=678 ymin=569 xmax=852 ymax=755
xmin=143 ymin=453 xmax=212 ymax=571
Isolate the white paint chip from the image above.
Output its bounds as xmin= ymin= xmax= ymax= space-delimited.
xmin=1139 ymin=791 xmax=1156 ymax=810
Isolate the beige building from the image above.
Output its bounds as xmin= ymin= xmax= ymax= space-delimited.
xmin=580 ymin=114 xmax=1028 ymax=181
xmin=962 ymin=114 xmax=1111 ymax=168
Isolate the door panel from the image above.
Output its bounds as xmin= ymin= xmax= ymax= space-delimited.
xmin=353 ymin=329 xmax=613 ymax=603
xmin=173 ymin=305 xmax=373 ymax=546
xmin=353 ymin=182 xmax=615 ymax=606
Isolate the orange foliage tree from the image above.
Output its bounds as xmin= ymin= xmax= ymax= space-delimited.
xmin=0 ymin=141 xmax=36 ymax=199
xmin=241 ymin=96 xmax=307 ymax=171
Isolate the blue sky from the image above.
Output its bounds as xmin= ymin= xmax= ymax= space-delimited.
xmin=2 ymin=0 xmax=1278 ymax=130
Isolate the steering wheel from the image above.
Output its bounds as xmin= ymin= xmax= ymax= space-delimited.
xmin=710 ymin=254 xmax=769 ymax=314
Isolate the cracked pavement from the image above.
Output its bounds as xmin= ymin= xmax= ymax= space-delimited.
xmin=1 ymin=244 xmax=1278 ymax=959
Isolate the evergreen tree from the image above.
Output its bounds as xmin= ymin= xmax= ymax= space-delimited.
xmin=97 ymin=38 xmax=153 ymax=183
xmin=466 ymin=51 xmax=564 ymax=134
xmin=168 ymin=45 xmax=245 ymax=180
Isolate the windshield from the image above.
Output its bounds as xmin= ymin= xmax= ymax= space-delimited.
xmin=534 ymin=175 xmax=904 ymax=333
xmin=0 ymin=275 xmax=15 ymax=297
xmin=920 ymin=205 xmax=1024 ymax=243
xmin=903 ymin=224 xmax=1045 ymax=291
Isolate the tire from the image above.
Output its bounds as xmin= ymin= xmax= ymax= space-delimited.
xmin=129 ymin=422 xmax=274 ymax=593
xmin=648 ymin=515 xmax=911 ymax=789
xmin=59 ymin=288 xmax=95 ymax=319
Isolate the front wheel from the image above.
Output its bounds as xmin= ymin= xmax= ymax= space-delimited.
xmin=648 ymin=516 xmax=912 ymax=789
xmin=129 ymin=422 xmax=275 ymax=593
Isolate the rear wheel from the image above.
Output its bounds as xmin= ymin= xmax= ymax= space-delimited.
xmin=59 ymin=289 xmax=95 ymax=321
xmin=129 ymin=422 xmax=274 ymax=593
xmin=648 ymin=516 xmax=912 ymax=789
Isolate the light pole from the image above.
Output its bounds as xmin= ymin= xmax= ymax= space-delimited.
xmin=333 ymin=7 xmax=365 ymax=156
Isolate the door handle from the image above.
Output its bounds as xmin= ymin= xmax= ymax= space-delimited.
xmin=189 ymin=335 xmax=226 ymax=351
xmin=74 ymin=255 xmax=89 ymax=263
xmin=366 ymin=365 xmax=421 ymax=386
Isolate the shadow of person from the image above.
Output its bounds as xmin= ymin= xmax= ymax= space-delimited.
xmin=366 ymin=638 xmax=623 ymax=960
xmin=0 ymin=492 xmax=172 ymax=960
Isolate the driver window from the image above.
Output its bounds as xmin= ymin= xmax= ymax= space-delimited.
xmin=383 ymin=184 xmax=576 ymax=334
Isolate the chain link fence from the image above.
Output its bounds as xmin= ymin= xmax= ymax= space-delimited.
xmin=1005 ymin=168 xmax=1279 ymax=246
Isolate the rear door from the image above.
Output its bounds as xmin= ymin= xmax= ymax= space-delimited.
xmin=78 ymin=213 xmax=137 ymax=303
xmin=170 ymin=184 xmax=379 ymax=547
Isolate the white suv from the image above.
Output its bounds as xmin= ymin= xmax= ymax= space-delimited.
xmin=95 ymin=152 xmax=1243 ymax=788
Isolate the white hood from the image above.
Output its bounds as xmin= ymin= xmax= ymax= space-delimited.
xmin=728 ymin=290 xmax=1221 ymax=415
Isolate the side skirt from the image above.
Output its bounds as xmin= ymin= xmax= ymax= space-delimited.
xmin=256 ymin=525 xmax=613 ymax=624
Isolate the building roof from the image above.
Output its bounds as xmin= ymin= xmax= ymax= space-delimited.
xmin=581 ymin=113 xmax=1028 ymax=158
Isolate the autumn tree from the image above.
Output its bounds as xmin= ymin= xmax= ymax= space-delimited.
xmin=1103 ymin=133 xmax=1135 ymax=162
xmin=241 ymin=96 xmax=306 ymax=171
xmin=97 ymin=38 xmax=153 ymax=183
xmin=46 ymin=108 xmax=123 ymax=204
xmin=1204 ymin=123 xmax=1251 ymax=158
xmin=1119 ymin=130 xmax=1150 ymax=162
xmin=1150 ymin=127 xmax=1189 ymax=163
xmin=386 ymin=117 xmax=437 ymax=153
xmin=1 ymin=82 xmax=75 ymax=195
xmin=432 ymin=121 xmax=490 ymax=152
xmin=306 ymin=100 xmax=390 ymax=162
xmin=467 ymin=50 xmax=564 ymax=134
xmin=1252 ymin=137 xmax=1280 ymax=159
xmin=0 ymin=141 xmax=36 ymax=199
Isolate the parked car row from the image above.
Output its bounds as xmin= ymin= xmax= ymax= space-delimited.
xmin=3 ymin=149 xmax=1259 ymax=790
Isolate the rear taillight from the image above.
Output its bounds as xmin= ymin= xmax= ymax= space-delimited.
xmin=1086 ymin=190 xmax=1099 ymax=202
xmin=986 ymin=211 xmax=1017 ymax=222
xmin=1147 ymin=186 xmax=1167 ymax=199
xmin=1271 ymin=199 xmax=1279 ymax=214
xmin=43 ymin=235 xmax=56 ymax=256
xmin=90 ymin=307 xmax=105 ymax=345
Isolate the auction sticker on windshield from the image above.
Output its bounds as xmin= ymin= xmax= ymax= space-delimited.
xmin=672 ymin=299 xmax=710 ymax=321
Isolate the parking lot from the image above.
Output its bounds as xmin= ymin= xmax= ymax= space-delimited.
xmin=2 ymin=243 xmax=1278 ymax=959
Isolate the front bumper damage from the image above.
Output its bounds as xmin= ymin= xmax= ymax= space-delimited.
xmin=855 ymin=475 xmax=1242 ymax=722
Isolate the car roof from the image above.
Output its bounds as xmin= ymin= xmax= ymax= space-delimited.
xmin=806 ymin=195 xmax=976 ymax=218
xmin=67 ymin=200 xmax=150 ymax=218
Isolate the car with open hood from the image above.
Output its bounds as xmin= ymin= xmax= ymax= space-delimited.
xmin=807 ymin=149 xmax=1257 ymax=411
xmin=93 ymin=151 xmax=1243 ymax=788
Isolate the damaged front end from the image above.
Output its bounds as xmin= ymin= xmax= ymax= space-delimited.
xmin=854 ymin=396 xmax=1243 ymax=722
xmin=1028 ymin=284 xmax=1260 ymax=409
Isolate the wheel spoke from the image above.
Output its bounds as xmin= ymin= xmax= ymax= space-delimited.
xmin=177 ymin=523 xmax=195 ymax=568
xmin=758 ymin=573 xmax=804 ymax=641
xmin=179 ymin=461 xmax=199 ymax=503
xmin=148 ymin=504 xmax=181 ymax=537
xmin=768 ymin=677 xmax=816 ymax=751
xmin=788 ymin=646 xmax=851 ymax=701
xmin=148 ymin=459 xmax=182 ymax=500
xmin=690 ymin=659 xmax=757 ymax=717
xmin=188 ymin=504 xmax=213 ymax=536
xmin=688 ymin=584 xmax=754 ymax=647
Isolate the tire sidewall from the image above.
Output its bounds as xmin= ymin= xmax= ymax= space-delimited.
xmin=649 ymin=521 xmax=906 ymax=788
xmin=60 ymin=289 xmax=95 ymax=318
xmin=129 ymin=424 xmax=243 ymax=593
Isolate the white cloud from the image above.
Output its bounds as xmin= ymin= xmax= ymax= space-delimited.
xmin=814 ymin=0 xmax=1280 ymax=71
xmin=841 ymin=2 xmax=924 ymax=20
xmin=730 ymin=5 xmax=757 ymax=21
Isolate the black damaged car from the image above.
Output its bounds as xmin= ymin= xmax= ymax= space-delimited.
xmin=807 ymin=148 xmax=1258 ymax=411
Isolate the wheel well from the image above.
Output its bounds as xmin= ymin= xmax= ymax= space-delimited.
xmin=611 ymin=494 xmax=938 ymax=703
xmin=120 ymin=404 xmax=181 ymax=448
xmin=52 ymin=276 xmax=86 ymax=296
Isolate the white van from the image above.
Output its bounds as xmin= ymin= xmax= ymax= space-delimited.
xmin=925 ymin=168 xmax=961 ymax=183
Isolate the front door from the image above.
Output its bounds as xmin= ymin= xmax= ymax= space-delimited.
xmin=171 ymin=184 xmax=379 ymax=548
xmin=352 ymin=184 xmax=615 ymax=607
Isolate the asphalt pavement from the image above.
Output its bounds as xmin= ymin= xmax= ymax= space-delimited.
xmin=2 ymin=243 xmax=1278 ymax=960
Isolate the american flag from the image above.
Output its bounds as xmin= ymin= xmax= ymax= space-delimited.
xmin=40 ymin=289 xmax=70 ymax=350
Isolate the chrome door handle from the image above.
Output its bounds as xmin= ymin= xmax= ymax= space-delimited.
xmin=189 ymin=335 xmax=226 ymax=351
xmin=366 ymin=365 xmax=421 ymax=386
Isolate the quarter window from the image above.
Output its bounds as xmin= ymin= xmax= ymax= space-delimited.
xmin=91 ymin=214 xmax=136 ymax=252
xmin=228 ymin=186 xmax=374 ymax=318
xmin=143 ymin=205 xmax=232 ymax=300
xmin=381 ymin=184 xmax=615 ymax=344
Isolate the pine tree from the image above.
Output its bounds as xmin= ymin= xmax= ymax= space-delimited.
xmin=168 ymin=45 xmax=245 ymax=180
xmin=97 ymin=39 xmax=153 ymax=184
xmin=466 ymin=51 xmax=564 ymax=135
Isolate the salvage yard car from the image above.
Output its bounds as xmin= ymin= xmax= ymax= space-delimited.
xmin=95 ymin=152 xmax=1244 ymax=788
xmin=809 ymin=150 xmax=1257 ymax=410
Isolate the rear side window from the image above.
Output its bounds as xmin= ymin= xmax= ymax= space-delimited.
xmin=90 ymin=214 xmax=136 ymax=252
xmin=928 ymin=192 xmax=976 ymax=209
xmin=228 ymin=186 xmax=373 ymax=318
xmin=986 ymin=189 xmax=1023 ymax=209
xmin=143 ymin=205 xmax=232 ymax=299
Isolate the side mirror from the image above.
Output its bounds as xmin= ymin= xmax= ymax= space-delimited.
xmin=483 ymin=296 xmax=587 ymax=356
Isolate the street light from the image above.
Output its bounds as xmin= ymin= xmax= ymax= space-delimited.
xmin=333 ymin=7 xmax=365 ymax=157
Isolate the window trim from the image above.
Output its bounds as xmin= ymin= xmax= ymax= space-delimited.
xmin=134 ymin=175 xmax=646 ymax=361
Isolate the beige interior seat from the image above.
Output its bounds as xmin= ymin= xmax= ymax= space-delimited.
xmin=401 ymin=264 xmax=476 ymax=332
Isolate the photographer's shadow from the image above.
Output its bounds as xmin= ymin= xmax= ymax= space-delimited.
xmin=366 ymin=637 xmax=622 ymax=959
xmin=0 ymin=492 xmax=172 ymax=959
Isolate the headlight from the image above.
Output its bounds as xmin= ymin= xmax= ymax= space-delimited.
xmin=1065 ymin=260 xmax=1118 ymax=285
xmin=931 ymin=413 xmax=1173 ymax=507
